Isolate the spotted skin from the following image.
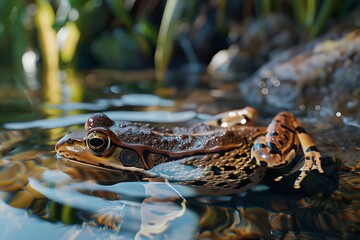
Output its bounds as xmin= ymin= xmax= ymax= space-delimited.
xmin=55 ymin=107 xmax=323 ymax=193
xmin=250 ymin=111 xmax=323 ymax=188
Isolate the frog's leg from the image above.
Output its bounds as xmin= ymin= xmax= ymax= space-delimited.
xmin=251 ymin=112 xmax=323 ymax=188
xmin=291 ymin=116 xmax=323 ymax=187
xmin=207 ymin=106 xmax=258 ymax=128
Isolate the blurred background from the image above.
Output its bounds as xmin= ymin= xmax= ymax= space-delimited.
xmin=1 ymin=0 xmax=360 ymax=123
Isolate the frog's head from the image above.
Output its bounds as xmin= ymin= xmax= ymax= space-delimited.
xmin=55 ymin=113 xmax=156 ymax=174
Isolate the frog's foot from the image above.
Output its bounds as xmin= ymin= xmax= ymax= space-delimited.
xmin=274 ymin=156 xmax=305 ymax=182
xmin=274 ymin=152 xmax=323 ymax=188
xmin=292 ymin=150 xmax=323 ymax=189
xmin=207 ymin=106 xmax=258 ymax=127
xmin=304 ymin=147 xmax=324 ymax=173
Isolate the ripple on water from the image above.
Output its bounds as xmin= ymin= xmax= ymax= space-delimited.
xmin=3 ymin=110 xmax=198 ymax=129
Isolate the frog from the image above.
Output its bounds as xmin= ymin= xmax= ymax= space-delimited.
xmin=55 ymin=107 xmax=323 ymax=195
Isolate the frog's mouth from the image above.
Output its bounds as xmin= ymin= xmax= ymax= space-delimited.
xmin=56 ymin=153 xmax=158 ymax=178
xmin=56 ymin=155 xmax=158 ymax=184
xmin=57 ymin=154 xmax=119 ymax=171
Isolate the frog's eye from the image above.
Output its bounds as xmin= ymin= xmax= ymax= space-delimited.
xmin=119 ymin=149 xmax=139 ymax=166
xmin=86 ymin=131 xmax=111 ymax=153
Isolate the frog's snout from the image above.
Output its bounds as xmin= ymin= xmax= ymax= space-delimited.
xmin=55 ymin=137 xmax=66 ymax=152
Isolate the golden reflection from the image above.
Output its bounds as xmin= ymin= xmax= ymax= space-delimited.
xmin=42 ymin=69 xmax=83 ymax=113
xmin=43 ymin=68 xmax=84 ymax=140
xmin=43 ymin=70 xmax=62 ymax=107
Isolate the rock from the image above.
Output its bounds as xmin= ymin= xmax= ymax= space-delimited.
xmin=239 ymin=29 xmax=360 ymax=120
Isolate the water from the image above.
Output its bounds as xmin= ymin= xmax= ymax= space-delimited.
xmin=0 ymin=71 xmax=359 ymax=239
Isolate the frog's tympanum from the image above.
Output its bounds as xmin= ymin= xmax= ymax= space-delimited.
xmin=55 ymin=107 xmax=323 ymax=194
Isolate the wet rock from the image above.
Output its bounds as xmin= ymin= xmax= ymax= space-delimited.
xmin=322 ymin=62 xmax=360 ymax=120
xmin=239 ymin=29 xmax=360 ymax=120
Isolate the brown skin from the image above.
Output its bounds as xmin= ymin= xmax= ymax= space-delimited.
xmin=56 ymin=107 xmax=323 ymax=193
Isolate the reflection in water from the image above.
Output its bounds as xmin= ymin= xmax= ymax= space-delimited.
xmin=45 ymin=94 xmax=175 ymax=111
xmin=0 ymin=75 xmax=360 ymax=239
xmin=4 ymin=110 xmax=198 ymax=129
xmin=0 ymin=140 xmax=359 ymax=239
xmin=27 ymin=168 xmax=199 ymax=239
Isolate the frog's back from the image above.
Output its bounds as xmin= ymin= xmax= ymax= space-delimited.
xmin=108 ymin=122 xmax=250 ymax=153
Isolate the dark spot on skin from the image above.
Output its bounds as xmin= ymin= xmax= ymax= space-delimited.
xmin=223 ymin=166 xmax=236 ymax=171
xmin=259 ymin=161 xmax=268 ymax=167
xmin=292 ymin=143 xmax=298 ymax=150
xmin=270 ymin=131 xmax=278 ymax=136
xmin=306 ymin=146 xmax=319 ymax=152
xmin=243 ymin=166 xmax=253 ymax=175
xmin=240 ymin=152 xmax=248 ymax=158
xmin=228 ymin=173 xmax=237 ymax=179
xmin=210 ymin=166 xmax=222 ymax=175
xmin=281 ymin=124 xmax=295 ymax=133
xmin=284 ymin=135 xmax=289 ymax=140
xmin=218 ymin=152 xmax=225 ymax=157
xmin=266 ymin=142 xmax=281 ymax=155
xmin=253 ymin=143 xmax=266 ymax=151
xmin=192 ymin=181 xmax=207 ymax=186
xmin=278 ymin=140 xmax=284 ymax=146
xmin=305 ymin=156 xmax=311 ymax=160
xmin=295 ymin=126 xmax=307 ymax=134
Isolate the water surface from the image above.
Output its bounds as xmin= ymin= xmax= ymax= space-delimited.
xmin=0 ymin=71 xmax=359 ymax=239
